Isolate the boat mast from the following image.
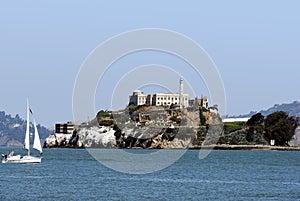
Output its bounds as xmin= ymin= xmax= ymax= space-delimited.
xmin=24 ymin=99 xmax=30 ymax=156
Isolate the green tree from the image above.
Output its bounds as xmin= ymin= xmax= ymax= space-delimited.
xmin=128 ymin=104 xmax=138 ymax=115
xmin=264 ymin=111 xmax=298 ymax=146
xmin=96 ymin=110 xmax=111 ymax=119
xmin=246 ymin=113 xmax=265 ymax=142
xmin=247 ymin=113 xmax=264 ymax=126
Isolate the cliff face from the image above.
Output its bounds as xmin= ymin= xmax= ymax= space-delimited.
xmin=119 ymin=126 xmax=197 ymax=149
xmin=43 ymin=125 xmax=197 ymax=149
xmin=217 ymin=128 xmax=268 ymax=145
xmin=44 ymin=126 xmax=115 ymax=148
xmin=44 ymin=110 xmax=223 ymax=149
xmin=43 ymin=123 xmax=299 ymax=149
xmin=43 ymin=106 xmax=299 ymax=149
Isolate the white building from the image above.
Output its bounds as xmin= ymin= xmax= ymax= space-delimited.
xmin=152 ymin=93 xmax=189 ymax=107
xmin=222 ymin=117 xmax=250 ymax=123
xmin=129 ymin=90 xmax=149 ymax=106
xmin=128 ymin=78 xmax=208 ymax=109
xmin=129 ymin=91 xmax=189 ymax=108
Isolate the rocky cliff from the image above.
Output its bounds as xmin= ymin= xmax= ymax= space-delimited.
xmin=43 ymin=123 xmax=300 ymax=149
xmin=43 ymin=105 xmax=300 ymax=149
xmin=44 ymin=108 xmax=224 ymax=149
xmin=44 ymin=126 xmax=115 ymax=148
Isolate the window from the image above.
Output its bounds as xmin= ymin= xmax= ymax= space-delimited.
xmin=158 ymin=97 xmax=160 ymax=100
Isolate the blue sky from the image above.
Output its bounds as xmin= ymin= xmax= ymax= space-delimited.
xmin=0 ymin=1 xmax=300 ymax=127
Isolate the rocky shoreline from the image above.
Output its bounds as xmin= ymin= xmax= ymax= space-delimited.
xmin=191 ymin=144 xmax=300 ymax=151
xmin=43 ymin=125 xmax=300 ymax=151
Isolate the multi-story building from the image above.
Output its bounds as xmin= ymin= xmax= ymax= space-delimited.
xmin=151 ymin=93 xmax=189 ymax=107
xmin=129 ymin=91 xmax=189 ymax=108
xmin=128 ymin=78 xmax=208 ymax=109
xmin=189 ymin=97 xmax=209 ymax=109
xmin=55 ymin=122 xmax=75 ymax=134
xmin=129 ymin=90 xmax=151 ymax=106
xmin=195 ymin=96 xmax=209 ymax=109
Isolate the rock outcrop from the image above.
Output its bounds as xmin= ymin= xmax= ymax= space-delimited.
xmin=44 ymin=126 xmax=115 ymax=148
xmin=289 ymin=126 xmax=300 ymax=146
xmin=44 ymin=123 xmax=299 ymax=149
xmin=43 ymin=106 xmax=300 ymax=149
xmin=44 ymin=108 xmax=225 ymax=149
xmin=119 ymin=126 xmax=197 ymax=149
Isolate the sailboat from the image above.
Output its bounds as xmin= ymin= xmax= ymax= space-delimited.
xmin=2 ymin=100 xmax=43 ymax=163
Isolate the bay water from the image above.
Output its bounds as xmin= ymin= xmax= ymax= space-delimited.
xmin=0 ymin=147 xmax=299 ymax=200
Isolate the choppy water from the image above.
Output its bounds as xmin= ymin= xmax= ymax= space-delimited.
xmin=0 ymin=147 xmax=299 ymax=201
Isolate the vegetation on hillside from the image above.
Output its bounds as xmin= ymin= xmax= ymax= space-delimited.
xmin=94 ymin=104 xmax=210 ymax=148
xmin=220 ymin=111 xmax=298 ymax=146
xmin=224 ymin=122 xmax=245 ymax=134
xmin=0 ymin=111 xmax=52 ymax=146
xmin=93 ymin=105 xmax=299 ymax=148
xmin=245 ymin=113 xmax=265 ymax=142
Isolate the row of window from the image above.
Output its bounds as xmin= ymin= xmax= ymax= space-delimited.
xmin=138 ymin=96 xmax=188 ymax=101
xmin=157 ymin=97 xmax=177 ymax=101
xmin=157 ymin=97 xmax=188 ymax=100
xmin=157 ymin=102 xmax=178 ymax=105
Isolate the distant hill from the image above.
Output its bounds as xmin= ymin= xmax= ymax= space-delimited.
xmin=230 ymin=101 xmax=300 ymax=118
xmin=0 ymin=111 xmax=53 ymax=146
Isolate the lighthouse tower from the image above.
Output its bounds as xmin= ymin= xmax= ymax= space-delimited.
xmin=179 ymin=77 xmax=184 ymax=108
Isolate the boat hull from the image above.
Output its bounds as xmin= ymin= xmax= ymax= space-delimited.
xmin=2 ymin=155 xmax=42 ymax=164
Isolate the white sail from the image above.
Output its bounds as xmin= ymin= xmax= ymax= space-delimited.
xmin=33 ymin=119 xmax=43 ymax=154
xmin=2 ymin=100 xmax=43 ymax=164
xmin=24 ymin=100 xmax=30 ymax=152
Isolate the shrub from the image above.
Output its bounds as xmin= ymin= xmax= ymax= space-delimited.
xmin=99 ymin=119 xmax=114 ymax=126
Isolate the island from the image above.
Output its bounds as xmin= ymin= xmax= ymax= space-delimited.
xmin=43 ymin=78 xmax=300 ymax=150
xmin=43 ymin=105 xmax=300 ymax=150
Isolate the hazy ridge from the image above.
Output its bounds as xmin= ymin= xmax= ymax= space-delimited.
xmin=230 ymin=101 xmax=300 ymax=118
xmin=0 ymin=111 xmax=52 ymax=146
